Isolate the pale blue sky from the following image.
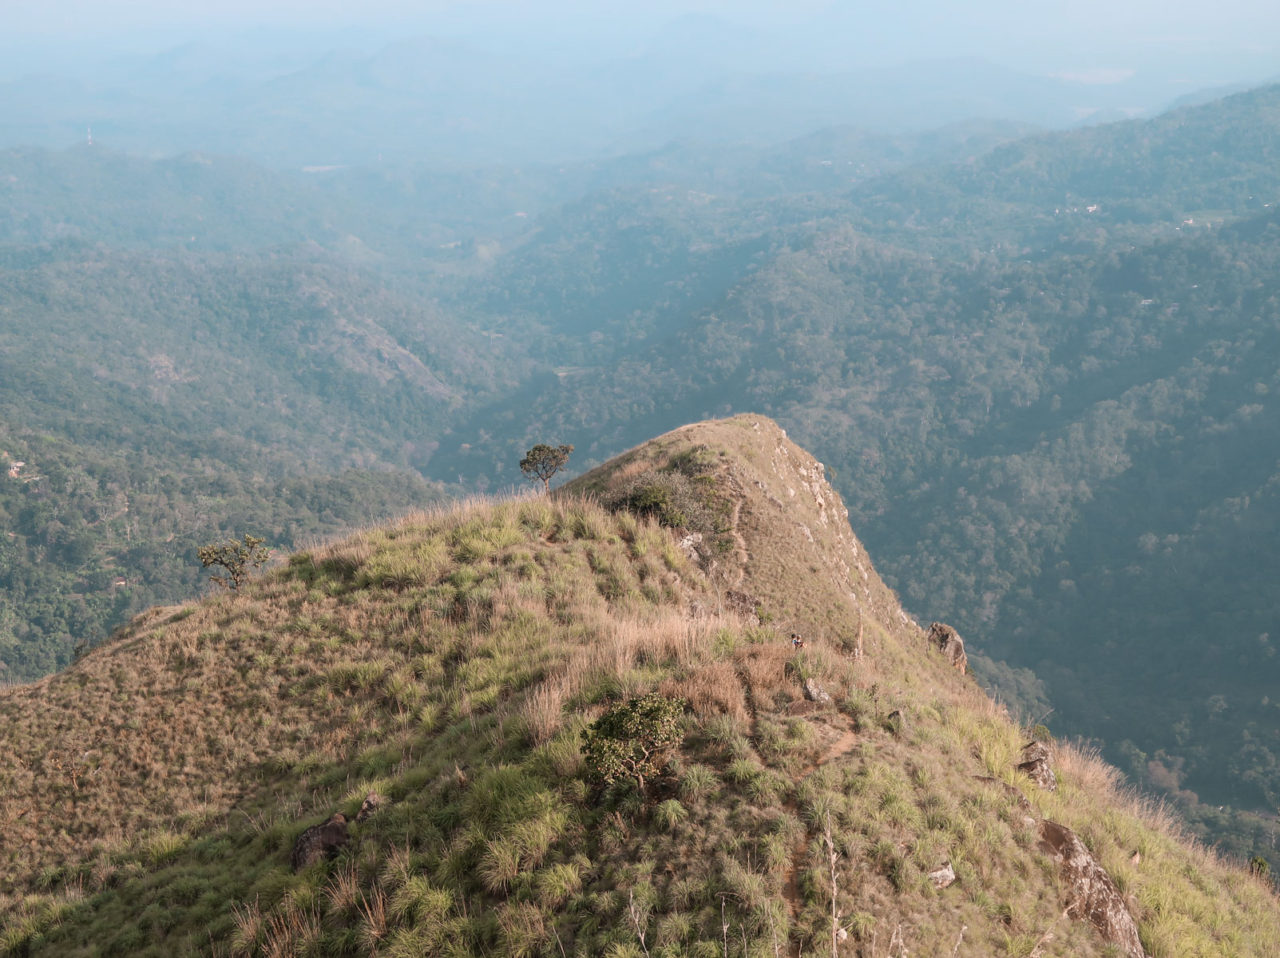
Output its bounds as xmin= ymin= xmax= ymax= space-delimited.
xmin=2 ymin=1 xmax=1276 ymax=98
xmin=7 ymin=0 xmax=1279 ymax=65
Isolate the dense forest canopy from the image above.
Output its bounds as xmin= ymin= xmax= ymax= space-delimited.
xmin=3 ymin=81 xmax=1280 ymax=860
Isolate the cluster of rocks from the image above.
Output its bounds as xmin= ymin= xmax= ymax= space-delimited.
xmin=980 ymin=742 xmax=1147 ymax=957
xmin=803 ymin=677 xmax=832 ymax=704
xmin=689 ymin=588 xmax=761 ymax=622
xmin=928 ymin=861 xmax=957 ymax=889
xmin=722 ymin=589 xmax=761 ymax=621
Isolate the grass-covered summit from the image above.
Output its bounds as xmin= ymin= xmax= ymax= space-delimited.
xmin=1 ymin=415 xmax=1276 ymax=956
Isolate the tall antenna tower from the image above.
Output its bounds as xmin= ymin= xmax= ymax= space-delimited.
xmin=86 ymin=126 xmax=93 ymax=146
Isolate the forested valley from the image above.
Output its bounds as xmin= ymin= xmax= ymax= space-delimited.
xmin=3 ymin=81 xmax=1280 ymax=859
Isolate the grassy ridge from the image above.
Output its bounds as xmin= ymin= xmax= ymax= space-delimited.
xmin=1 ymin=418 xmax=1276 ymax=956
xmin=1 ymin=494 xmax=706 ymax=954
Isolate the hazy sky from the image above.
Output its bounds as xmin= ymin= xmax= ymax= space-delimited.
xmin=9 ymin=0 xmax=1279 ymax=36
xmin=8 ymin=1 xmax=1280 ymax=51
xmin=2 ymin=0 xmax=1277 ymax=89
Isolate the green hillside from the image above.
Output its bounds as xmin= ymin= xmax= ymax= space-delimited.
xmin=0 ymin=121 xmax=1026 ymax=677
xmin=5 ymin=83 xmax=1280 ymax=859
xmin=1 ymin=418 xmax=1275 ymax=957
xmin=0 ymin=241 xmax=536 ymax=678
xmin=427 ymin=86 xmax=1280 ymax=855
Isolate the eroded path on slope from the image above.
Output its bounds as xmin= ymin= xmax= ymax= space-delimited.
xmin=775 ymin=713 xmax=860 ymax=957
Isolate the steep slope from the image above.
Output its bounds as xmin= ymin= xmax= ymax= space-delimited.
xmin=2 ymin=417 xmax=1275 ymax=957
xmin=428 ymin=89 xmax=1280 ymax=853
xmin=6 ymin=84 xmax=1280 ymax=870
xmin=0 ymin=124 xmax=1030 ymax=682
xmin=0 ymin=245 xmax=525 ymax=678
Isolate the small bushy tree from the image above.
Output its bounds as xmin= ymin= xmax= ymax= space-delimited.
xmin=197 ymin=534 xmax=269 ymax=590
xmin=520 ymin=443 xmax=574 ymax=494
xmin=582 ymin=692 xmax=685 ymax=795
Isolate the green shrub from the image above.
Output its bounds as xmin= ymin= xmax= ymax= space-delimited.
xmin=197 ymin=534 xmax=269 ymax=591
xmin=606 ymin=468 xmax=715 ymax=535
xmin=582 ymin=692 xmax=685 ymax=795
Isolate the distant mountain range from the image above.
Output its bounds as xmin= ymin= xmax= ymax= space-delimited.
xmin=0 ymin=27 xmax=1249 ymax=169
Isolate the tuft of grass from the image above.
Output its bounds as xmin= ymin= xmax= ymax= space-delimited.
xmin=653 ymin=799 xmax=689 ymax=832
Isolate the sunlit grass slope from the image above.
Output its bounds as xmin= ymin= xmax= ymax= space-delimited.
xmin=1 ymin=415 xmax=1276 ymax=957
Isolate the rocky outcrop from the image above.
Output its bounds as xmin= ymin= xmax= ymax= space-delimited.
xmin=677 ymin=532 xmax=703 ymax=561
xmin=723 ymin=589 xmax=761 ymax=622
xmin=355 ymin=791 xmax=385 ymax=823
xmin=1038 ymin=820 xmax=1147 ymax=958
xmin=926 ymin=622 xmax=968 ymax=673
xmin=803 ymin=678 xmax=832 ymax=704
xmin=1017 ymin=741 xmax=1058 ymax=791
xmin=290 ymin=812 xmax=349 ymax=870
xmin=928 ymin=861 xmax=957 ymax=888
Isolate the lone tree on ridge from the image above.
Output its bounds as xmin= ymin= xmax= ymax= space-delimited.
xmin=198 ymin=534 xmax=270 ymax=591
xmin=520 ymin=443 xmax=574 ymax=494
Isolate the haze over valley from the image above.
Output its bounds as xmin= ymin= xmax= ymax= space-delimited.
xmin=4 ymin=4 xmax=1280 ymax=949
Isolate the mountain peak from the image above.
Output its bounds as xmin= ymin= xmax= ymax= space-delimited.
xmin=567 ymin=415 xmax=914 ymax=646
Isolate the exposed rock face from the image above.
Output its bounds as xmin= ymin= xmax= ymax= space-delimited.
xmin=355 ymin=791 xmax=385 ymax=823
xmin=677 ymin=532 xmax=703 ymax=560
xmin=926 ymin=622 xmax=968 ymax=674
xmin=723 ymin=589 xmax=760 ymax=622
xmin=885 ymin=709 xmax=907 ymax=734
xmin=928 ymin=861 xmax=957 ymax=888
xmin=803 ymin=678 xmax=832 ymax=704
xmin=1017 ymin=741 xmax=1058 ymax=791
xmin=290 ymin=812 xmax=348 ymax=870
xmin=1039 ymin=820 xmax=1147 ymax=958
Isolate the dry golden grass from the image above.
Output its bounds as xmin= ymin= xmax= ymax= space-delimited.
xmin=661 ymin=660 xmax=750 ymax=724
xmin=3 ymin=415 xmax=1278 ymax=958
xmin=735 ymin=643 xmax=799 ymax=711
xmin=523 ymin=607 xmax=747 ymax=744
xmin=0 ymin=495 xmax=701 ymax=908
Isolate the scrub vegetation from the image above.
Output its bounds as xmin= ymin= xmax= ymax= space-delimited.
xmin=6 ymin=85 xmax=1280 ymax=860
xmin=1 ymin=418 xmax=1275 ymax=957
